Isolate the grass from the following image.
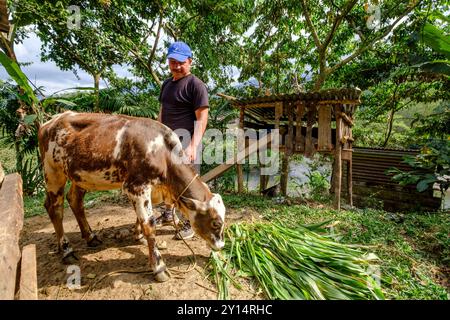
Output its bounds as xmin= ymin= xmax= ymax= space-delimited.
xmin=5 ymin=139 xmax=447 ymax=300
xmin=221 ymin=193 xmax=449 ymax=300
xmin=0 ymin=139 xmax=16 ymax=172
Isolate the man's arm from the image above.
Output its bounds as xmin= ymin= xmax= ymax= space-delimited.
xmin=187 ymin=107 xmax=208 ymax=162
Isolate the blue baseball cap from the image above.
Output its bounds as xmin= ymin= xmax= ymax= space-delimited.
xmin=167 ymin=41 xmax=192 ymax=62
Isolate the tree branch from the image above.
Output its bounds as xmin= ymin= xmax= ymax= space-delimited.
xmin=329 ymin=2 xmax=419 ymax=74
xmin=179 ymin=13 xmax=201 ymax=37
xmin=164 ymin=22 xmax=178 ymax=41
xmin=148 ymin=12 xmax=163 ymax=66
xmin=108 ymin=19 xmax=162 ymax=86
xmin=140 ymin=19 xmax=157 ymax=47
xmin=322 ymin=0 xmax=358 ymax=51
xmin=127 ymin=45 xmax=161 ymax=86
xmin=346 ymin=15 xmax=366 ymax=42
xmin=300 ymin=0 xmax=321 ymax=50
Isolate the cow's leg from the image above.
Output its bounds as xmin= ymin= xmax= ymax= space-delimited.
xmin=124 ymin=184 xmax=169 ymax=282
xmin=66 ymin=184 xmax=102 ymax=247
xmin=134 ymin=217 xmax=148 ymax=245
xmin=43 ymin=170 xmax=75 ymax=263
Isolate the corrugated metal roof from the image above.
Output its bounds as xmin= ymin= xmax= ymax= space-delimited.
xmin=354 ymin=146 xmax=420 ymax=154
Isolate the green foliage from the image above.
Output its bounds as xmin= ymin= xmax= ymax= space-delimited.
xmin=0 ymin=81 xmax=44 ymax=195
xmin=20 ymin=157 xmax=44 ymax=196
xmin=388 ymin=139 xmax=450 ymax=198
xmin=0 ymin=52 xmax=38 ymax=106
xmin=307 ymin=171 xmax=331 ymax=202
xmin=420 ymin=23 xmax=450 ymax=59
xmin=411 ymin=101 xmax=450 ymax=140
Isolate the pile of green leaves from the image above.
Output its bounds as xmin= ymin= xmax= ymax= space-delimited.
xmin=209 ymin=222 xmax=384 ymax=300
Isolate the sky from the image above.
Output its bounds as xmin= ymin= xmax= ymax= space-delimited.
xmin=0 ymin=32 xmax=133 ymax=96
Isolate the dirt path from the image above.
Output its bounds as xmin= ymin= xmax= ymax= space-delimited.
xmin=20 ymin=201 xmax=262 ymax=300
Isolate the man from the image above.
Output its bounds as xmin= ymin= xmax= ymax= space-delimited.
xmin=156 ymin=41 xmax=209 ymax=239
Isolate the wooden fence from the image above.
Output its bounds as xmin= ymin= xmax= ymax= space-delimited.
xmin=0 ymin=162 xmax=37 ymax=300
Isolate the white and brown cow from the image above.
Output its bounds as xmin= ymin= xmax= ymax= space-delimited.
xmin=38 ymin=111 xmax=225 ymax=282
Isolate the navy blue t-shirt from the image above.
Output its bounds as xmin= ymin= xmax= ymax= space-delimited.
xmin=159 ymin=74 xmax=209 ymax=137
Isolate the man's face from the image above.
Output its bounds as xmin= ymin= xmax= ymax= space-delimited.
xmin=168 ymin=58 xmax=192 ymax=78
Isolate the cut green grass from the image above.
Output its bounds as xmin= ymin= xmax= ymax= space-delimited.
xmin=209 ymin=221 xmax=384 ymax=300
xmin=221 ymin=193 xmax=449 ymax=300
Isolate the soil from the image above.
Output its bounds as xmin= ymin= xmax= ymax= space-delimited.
xmin=19 ymin=200 xmax=263 ymax=300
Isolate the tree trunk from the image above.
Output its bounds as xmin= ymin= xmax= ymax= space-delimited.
xmin=93 ymin=73 xmax=100 ymax=112
xmin=382 ymin=108 xmax=396 ymax=147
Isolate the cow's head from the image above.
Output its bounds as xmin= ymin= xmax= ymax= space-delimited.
xmin=178 ymin=193 xmax=225 ymax=251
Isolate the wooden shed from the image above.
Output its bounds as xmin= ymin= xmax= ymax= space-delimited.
xmin=231 ymin=88 xmax=362 ymax=210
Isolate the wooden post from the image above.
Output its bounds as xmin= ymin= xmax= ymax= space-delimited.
xmin=19 ymin=244 xmax=38 ymax=300
xmin=281 ymin=102 xmax=294 ymax=196
xmin=295 ymin=101 xmax=304 ymax=152
xmin=347 ymin=105 xmax=354 ymax=207
xmin=318 ymin=105 xmax=332 ymax=151
xmin=333 ymin=105 xmax=343 ymax=210
xmin=305 ymin=104 xmax=316 ymax=157
xmin=267 ymin=101 xmax=283 ymax=193
xmin=0 ymin=173 xmax=24 ymax=300
xmin=237 ymin=107 xmax=245 ymax=193
xmin=347 ymin=159 xmax=353 ymax=207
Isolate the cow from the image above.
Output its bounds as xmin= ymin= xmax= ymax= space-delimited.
xmin=38 ymin=111 xmax=226 ymax=282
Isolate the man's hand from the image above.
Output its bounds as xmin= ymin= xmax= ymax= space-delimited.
xmin=184 ymin=144 xmax=197 ymax=163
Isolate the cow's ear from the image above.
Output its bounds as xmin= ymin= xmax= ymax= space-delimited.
xmin=179 ymin=196 xmax=208 ymax=214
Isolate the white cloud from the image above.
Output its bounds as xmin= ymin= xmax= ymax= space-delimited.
xmin=0 ymin=32 xmax=130 ymax=95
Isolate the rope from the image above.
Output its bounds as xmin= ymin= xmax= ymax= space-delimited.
xmin=169 ymin=173 xmax=200 ymax=274
xmin=176 ymin=173 xmax=199 ymax=202
xmin=80 ymin=174 xmax=202 ymax=298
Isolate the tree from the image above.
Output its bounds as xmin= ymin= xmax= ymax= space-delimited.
xmin=16 ymin=0 xmax=125 ymax=111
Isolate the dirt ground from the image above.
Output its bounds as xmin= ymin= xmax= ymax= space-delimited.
xmin=19 ymin=200 xmax=263 ymax=300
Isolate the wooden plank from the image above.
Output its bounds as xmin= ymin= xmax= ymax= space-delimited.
xmin=244 ymin=102 xmax=278 ymax=108
xmin=317 ymin=99 xmax=360 ymax=105
xmin=0 ymin=161 xmax=4 ymax=189
xmin=259 ymin=102 xmax=282 ymax=192
xmin=333 ymin=105 xmax=343 ymax=210
xmin=295 ymin=102 xmax=304 ymax=152
xmin=318 ymin=105 xmax=332 ymax=151
xmin=19 ymin=244 xmax=38 ymax=300
xmin=201 ymin=133 xmax=272 ymax=183
xmin=339 ymin=111 xmax=354 ymax=127
xmin=237 ymin=107 xmax=245 ymax=193
xmin=341 ymin=150 xmax=353 ymax=161
xmin=0 ymin=173 xmax=24 ymax=300
xmin=305 ymin=105 xmax=316 ymax=157
xmin=281 ymin=102 xmax=294 ymax=196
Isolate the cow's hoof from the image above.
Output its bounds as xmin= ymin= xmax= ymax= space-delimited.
xmin=87 ymin=234 xmax=103 ymax=247
xmin=62 ymin=251 xmax=78 ymax=265
xmin=136 ymin=237 xmax=148 ymax=246
xmin=154 ymin=270 xmax=170 ymax=282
